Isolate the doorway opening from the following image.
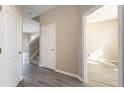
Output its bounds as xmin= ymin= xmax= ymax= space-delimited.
xmin=83 ymin=5 xmax=118 ymax=87
xmin=22 ymin=32 xmax=40 ymax=66
xmin=22 ymin=15 xmax=40 ymax=67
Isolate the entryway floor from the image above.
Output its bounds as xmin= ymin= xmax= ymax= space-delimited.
xmin=87 ymin=60 xmax=118 ymax=87
xmin=18 ymin=54 xmax=85 ymax=87
xmin=18 ymin=63 xmax=85 ymax=87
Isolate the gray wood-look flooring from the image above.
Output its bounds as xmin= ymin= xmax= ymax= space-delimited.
xmin=18 ymin=64 xmax=85 ymax=87
xmin=19 ymin=53 xmax=117 ymax=87
xmin=18 ymin=53 xmax=85 ymax=87
xmin=87 ymin=60 xmax=118 ymax=87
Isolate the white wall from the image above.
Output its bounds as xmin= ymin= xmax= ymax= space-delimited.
xmin=22 ymin=32 xmax=30 ymax=52
xmin=23 ymin=17 xmax=40 ymax=33
xmin=86 ymin=19 xmax=118 ymax=62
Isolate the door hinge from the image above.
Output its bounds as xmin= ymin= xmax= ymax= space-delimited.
xmin=0 ymin=48 xmax=2 ymax=54
xmin=0 ymin=6 xmax=1 ymax=11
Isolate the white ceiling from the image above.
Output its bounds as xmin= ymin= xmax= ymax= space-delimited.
xmin=86 ymin=5 xmax=118 ymax=24
xmin=22 ymin=5 xmax=58 ymax=18
xmin=23 ymin=18 xmax=40 ymax=33
xmin=22 ymin=5 xmax=58 ymax=33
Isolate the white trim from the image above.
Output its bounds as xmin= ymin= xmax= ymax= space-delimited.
xmin=12 ymin=5 xmax=23 ymax=85
xmin=39 ymin=64 xmax=43 ymax=67
xmin=29 ymin=49 xmax=39 ymax=61
xmin=77 ymin=76 xmax=83 ymax=82
xmin=82 ymin=16 xmax=87 ymax=83
xmin=82 ymin=6 xmax=103 ymax=83
xmin=118 ymin=5 xmax=124 ymax=87
xmin=10 ymin=6 xmax=22 ymax=17
xmin=10 ymin=5 xmax=23 ymax=84
xmin=2 ymin=6 xmax=21 ymax=18
xmin=19 ymin=75 xmax=24 ymax=81
xmin=88 ymin=58 xmax=118 ymax=63
xmin=55 ymin=69 xmax=83 ymax=82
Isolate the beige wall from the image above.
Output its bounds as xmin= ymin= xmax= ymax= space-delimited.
xmin=32 ymin=16 xmax=40 ymax=22
xmin=40 ymin=5 xmax=93 ymax=75
xmin=40 ymin=6 xmax=80 ymax=75
xmin=86 ymin=20 xmax=118 ymax=61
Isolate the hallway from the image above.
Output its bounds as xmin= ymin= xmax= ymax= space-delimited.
xmin=18 ymin=54 xmax=85 ymax=87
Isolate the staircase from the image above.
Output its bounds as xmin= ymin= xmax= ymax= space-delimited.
xmin=30 ymin=52 xmax=39 ymax=66
xmin=29 ymin=36 xmax=40 ymax=66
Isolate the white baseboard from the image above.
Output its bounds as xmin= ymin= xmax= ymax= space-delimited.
xmin=77 ymin=76 xmax=83 ymax=82
xmin=38 ymin=66 xmax=83 ymax=82
xmin=19 ymin=76 xmax=24 ymax=82
xmin=88 ymin=58 xmax=118 ymax=63
xmin=29 ymin=50 xmax=39 ymax=61
xmin=16 ymin=76 xmax=24 ymax=87
xmin=39 ymin=64 xmax=43 ymax=67
xmin=55 ymin=69 xmax=82 ymax=82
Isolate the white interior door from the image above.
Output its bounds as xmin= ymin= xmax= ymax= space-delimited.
xmin=0 ymin=6 xmax=22 ymax=86
xmin=41 ymin=23 xmax=56 ymax=70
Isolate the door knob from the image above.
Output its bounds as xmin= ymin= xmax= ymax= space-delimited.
xmin=19 ymin=51 xmax=22 ymax=54
xmin=52 ymin=49 xmax=55 ymax=51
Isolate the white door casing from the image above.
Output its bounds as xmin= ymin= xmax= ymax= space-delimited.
xmin=81 ymin=6 xmax=103 ymax=83
xmin=82 ymin=5 xmax=123 ymax=87
xmin=40 ymin=23 xmax=56 ymax=70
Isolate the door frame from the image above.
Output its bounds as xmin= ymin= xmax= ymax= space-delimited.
xmin=82 ymin=5 xmax=123 ymax=87
xmin=40 ymin=23 xmax=56 ymax=70
xmin=11 ymin=5 xmax=23 ymax=82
